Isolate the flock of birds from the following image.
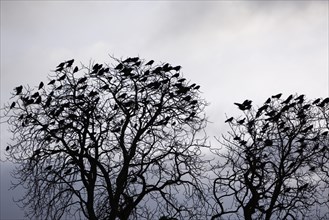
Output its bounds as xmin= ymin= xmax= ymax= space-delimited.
xmin=7 ymin=57 xmax=202 ymax=159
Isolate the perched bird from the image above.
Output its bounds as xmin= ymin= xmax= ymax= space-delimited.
xmin=173 ymin=65 xmax=181 ymax=71
xmin=237 ymin=118 xmax=245 ymax=124
xmin=153 ymin=67 xmax=162 ymax=74
xmin=145 ymin=60 xmax=154 ymax=66
xmin=312 ymin=98 xmax=321 ymax=105
xmin=318 ymin=97 xmax=329 ymax=107
xmin=15 ymin=85 xmax=23 ymax=95
xmin=100 ymin=84 xmax=109 ymax=90
xmin=272 ymin=93 xmax=282 ymax=99
xmin=56 ymin=62 xmax=65 ymax=68
xmin=115 ymin=63 xmax=123 ymax=70
xmin=66 ymin=59 xmax=74 ymax=67
xmin=88 ymin=90 xmax=98 ymax=97
xmin=225 ymin=117 xmax=234 ymax=123
xmin=48 ymin=79 xmax=56 ymax=85
xmin=234 ymin=100 xmax=252 ymax=111
xmin=6 ymin=146 xmax=9 ymax=151
xmin=10 ymin=102 xmax=16 ymax=109
xmin=130 ymin=57 xmax=139 ymax=62
xmin=73 ymin=66 xmax=79 ymax=73
xmin=31 ymin=92 xmax=39 ymax=98
xmin=282 ymin=95 xmax=293 ymax=104
xmin=172 ymin=73 xmax=179 ymax=78
xmin=77 ymin=77 xmax=87 ymax=84
xmin=38 ymin=82 xmax=44 ymax=90
xmin=35 ymin=96 xmax=42 ymax=104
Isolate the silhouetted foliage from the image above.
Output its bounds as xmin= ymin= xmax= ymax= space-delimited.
xmin=3 ymin=56 xmax=209 ymax=220
xmin=212 ymin=94 xmax=329 ymax=220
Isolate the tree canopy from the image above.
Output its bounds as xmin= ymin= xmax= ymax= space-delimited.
xmin=212 ymin=94 xmax=329 ymax=220
xmin=3 ymin=56 xmax=209 ymax=220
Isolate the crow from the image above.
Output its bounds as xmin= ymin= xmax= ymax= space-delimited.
xmin=265 ymin=98 xmax=271 ymax=104
xmin=173 ymin=65 xmax=181 ymax=71
xmin=295 ymin=94 xmax=305 ymax=101
xmin=172 ymin=73 xmax=179 ymax=78
xmin=318 ymin=97 xmax=329 ymax=107
xmin=282 ymin=94 xmax=293 ymax=104
xmin=10 ymin=102 xmax=16 ymax=109
xmin=38 ymin=81 xmax=44 ymax=90
xmin=130 ymin=57 xmax=139 ymax=62
xmin=145 ymin=60 xmax=154 ymax=66
xmin=100 ymin=84 xmax=109 ymax=90
xmin=35 ymin=96 xmax=42 ymax=104
xmin=6 ymin=146 xmax=9 ymax=151
xmin=115 ymin=63 xmax=123 ymax=70
xmin=77 ymin=77 xmax=87 ymax=84
xmin=312 ymin=98 xmax=321 ymax=105
xmin=73 ymin=66 xmax=79 ymax=73
xmin=56 ymin=62 xmax=65 ymax=68
xmin=272 ymin=93 xmax=282 ymax=99
xmin=66 ymin=59 xmax=74 ymax=67
xmin=237 ymin=118 xmax=245 ymax=124
xmin=15 ymin=85 xmax=23 ymax=95
xmin=48 ymin=79 xmax=56 ymax=85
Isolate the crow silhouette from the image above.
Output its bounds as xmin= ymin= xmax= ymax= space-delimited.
xmin=312 ymin=98 xmax=321 ymax=105
xmin=145 ymin=60 xmax=154 ymax=66
xmin=6 ymin=146 xmax=9 ymax=151
xmin=31 ymin=92 xmax=39 ymax=98
xmin=130 ymin=57 xmax=139 ymax=62
xmin=56 ymin=62 xmax=65 ymax=68
xmin=172 ymin=73 xmax=179 ymax=78
xmin=73 ymin=66 xmax=79 ymax=73
xmin=237 ymin=118 xmax=245 ymax=124
xmin=66 ymin=59 xmax=74 ymax=67
xmin=225 ymin=117 xmax=234 ymax=123
xmin=48 ymin=79 xmax=56 ymax=85
xmin=115 ymin=63 xmax=123 ymax=70
xmin=35 ymin=96 xmax=42 ymax=104
xmin=173 ymin=65 xmax=181 ymax=71
xmin=15 ymin=85 xmax=23 ymax=95
xmin=272 ymin=93 xmax=282 ymax=99
xmin=318 ymin=97 xmax=329 ymax=107
xmin=77 ymin=77 xmax=87 ymax=84
xmin=38 ymin=81 xmax=44 ymax=90
xmin=10 ymin=102 xmax=16 ymax=109
xmin=100 ymin=84 xmax=109 ymax=90
xmin=282 ymin=95 xmax=293 ymax=104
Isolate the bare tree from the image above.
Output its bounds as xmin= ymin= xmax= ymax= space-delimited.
xmin=2 ymin=56 xmax=210 ymax=220
xmin=211 ymin=94 xmax=329 ymax=220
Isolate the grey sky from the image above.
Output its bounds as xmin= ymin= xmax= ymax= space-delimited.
xmin=1 ymin=1 xmax=328 ymax=219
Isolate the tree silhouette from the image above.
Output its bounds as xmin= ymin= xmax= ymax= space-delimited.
xmin=211 ymin=94 xmax=329 ymax=220
xmin=3 ymin=56 xmax=209 ymax=220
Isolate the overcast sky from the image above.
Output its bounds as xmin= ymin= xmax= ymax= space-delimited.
xmin=1 ymin=1 xmax=328 ymax=219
